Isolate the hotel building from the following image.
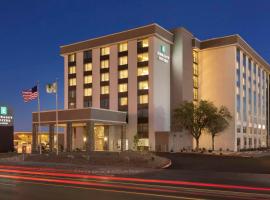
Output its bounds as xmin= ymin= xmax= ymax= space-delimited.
xmin=32 ymin=23 xmax=270 ymax=152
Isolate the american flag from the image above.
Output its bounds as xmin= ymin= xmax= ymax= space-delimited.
xmin=22 ymin=86 xmax=38 ymax=102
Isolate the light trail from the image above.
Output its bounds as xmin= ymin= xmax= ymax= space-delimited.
xmin=0 ymin=165 xmax=270 ymax=193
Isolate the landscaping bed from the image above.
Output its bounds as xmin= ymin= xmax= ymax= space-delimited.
xmin=0 ymin=151 xmax=170 ymax=171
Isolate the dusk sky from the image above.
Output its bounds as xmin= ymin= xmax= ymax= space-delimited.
xmin=1 ymin=0 xmax=270 ymax=131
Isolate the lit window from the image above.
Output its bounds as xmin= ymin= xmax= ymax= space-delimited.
xmin=68 ymin=54 xmax=75 ymax=62
xmin=84 ymin=88 xmax=92 ymax=96
xmin=101 ymin=60 xmax=109 ymax=69
xmin=101 ymin=86 xmax=109 ymax=94
xmin=118 ymin=83 xmax=128 ymax=92
xmin=119 ymin=70 xmax=128 ymax=79
xmin=119 ymin=42 xmax=128 ymax=52
xmin=137 ymin=53 xmax=149 ymax=62
xmin=193 ymin=63 xmax=198 ymax=76
xmin=119 ymin=97 xmax=128 ymax=106
xmin=138 ymin=38 xmax=149 ymax=48
xmin=101 ymin=73 xmax=109 ymax=82
xmin=84 ymin=75 xmax=92 ymax=84
xmin=193 ymin=88 xmax=198 ymax=101
xmin=139 ymin=95 xmax=148 ymax=104
xmin=137 ymin=67 xmax=149 ymax=76
xmin=193 ymin=50 xmax=198 ymax=63
xmin=119 ymin=56 xmax=128 ymax=65
xmin=69 ymin=66 xmax=76 ymax=74
xmin=138 ymin=81 xmax=149 ymax=90
xmin=193 ymin=76 xmax=198 ymax=88
xmin=101 ymin=47 xmax=110 ymax=56
xmin=84 ymin=63 xmax=92 ymax=71
xmin=69 ymin=78 xmax=76 ymax=86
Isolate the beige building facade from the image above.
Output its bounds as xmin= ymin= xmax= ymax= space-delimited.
xmin=37 ymin=23 xmax=269 ymax=153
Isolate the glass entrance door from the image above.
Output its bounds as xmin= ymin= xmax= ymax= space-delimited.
xmin=94 ymin=126 xmax=104 ymax=151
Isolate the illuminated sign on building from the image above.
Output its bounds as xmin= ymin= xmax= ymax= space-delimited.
xmin=0 ymin=106 xmax=13 ymax=126
xmin=157 ymin=45 xmax=170 ymax=63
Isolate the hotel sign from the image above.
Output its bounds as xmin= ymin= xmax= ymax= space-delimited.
xmin=157 ymin=45 xmax=170 ymax=63
xmin=0 ymin=106 xmax=13 ymax=126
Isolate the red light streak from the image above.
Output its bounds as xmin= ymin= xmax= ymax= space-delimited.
xmin=0 ymin=165 xmax=269 ymax=192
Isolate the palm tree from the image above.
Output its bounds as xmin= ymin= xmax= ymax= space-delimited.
xmin=206 ymin=106 xmax=232 ymax=151
xmin=173 ymin=100 xmax=216 ymax=150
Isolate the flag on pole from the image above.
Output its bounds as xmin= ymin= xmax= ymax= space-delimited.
xmin=46 ymin=82 xmax=57 ymax=93
xmin=22 ymin=86 xmax=38 ymax=102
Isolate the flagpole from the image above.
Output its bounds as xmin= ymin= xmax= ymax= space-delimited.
xmin=37 ymin=81 xmax=42 ymax=155
xmin=56 ymin=78 xmax=59 ymax=155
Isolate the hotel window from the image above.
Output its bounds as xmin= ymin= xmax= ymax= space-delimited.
xmin=84 ymin=75 xmax=92 ymax=84
xmin=101 ymin=47 xmax=110 ymax=56
xmin=84 ymin=100 xmax=92 ymax=108
xmin=138 ymin=108 xmax=148 ymax=118
xmin=101 ymin=86 xmax=109 ymax=94
xmin=193 ymin=88 xmax=198 ymax=101
xmin=118 ymin=83 xmax=128 ymax=93
xmin=69 ymin=90 xmax=76 ymax=98
xmin=119 ymin=97 xmax=128 ymax=106
xmin=237 ymin=49 xmax=240 ymax=63
xmin=138 ymin=38 xmax=149 ymax=48
xmin=119 ymin=70 xmax=128 ymax=79
xmin=139 ymin=95 xmax=148 ymax=104
xmin=68 ymin=54 xmax=75 ymax=62
xmin=137 ymin=123 xmax=149 ymax=136
xmin=69 ymin=78 xmax=76 ymax=86
xmin=137 ymin=67 xmax=149 ymax=76
xmin=119 ymin=42 xmax=128 ymax=52
xmin=193 ymin=63 xmax=198 ymax=76
xmin=84 ymin=88 xmax=92 ymax=96
xmin=84 ymin=50 xmax=92 ymax=60
xmin=69 ymin=102 xmax=75 ymax=109
xmin=100 ymin=99 xmax=109 ymax=109
xmin=193 ymin=51 xmax=198 ymax=64
xmin=119 ymin=56 xmax=128 ymax=65
xmin=138 ymin=81 xmax=149 ymax=90
xmin=84 ymin=63 xmax=92 ymax=71
xmin=101 ymin=60 xmax=109 ymax=69
xmin=69 ymin=66 xmax=76 ymax=74
xmin=193 ymin=76 xmax=198 ymax=88
xmin=137 ymin=53 xmax=149 ymax=62
xmin=101 ymin=73 xmax=109 ymax=82
xmin=193 ymin=50 xmax=199 ymax=101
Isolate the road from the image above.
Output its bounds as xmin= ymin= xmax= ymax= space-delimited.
xmin=0 ymin=165 xmax=269 ymax=199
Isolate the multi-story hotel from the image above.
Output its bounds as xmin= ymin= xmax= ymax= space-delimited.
xmin=32 ymin=23 xmax=269 ymax=152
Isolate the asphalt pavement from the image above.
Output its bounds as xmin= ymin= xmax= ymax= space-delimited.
xmin=0 ymin=164 xmax=269 ymax=200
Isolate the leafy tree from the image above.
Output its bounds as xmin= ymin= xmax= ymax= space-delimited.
xmin=173 ymin=100 xmax=216 ymax=150
xmin=206 ymin=106 xmax=232 ymax=151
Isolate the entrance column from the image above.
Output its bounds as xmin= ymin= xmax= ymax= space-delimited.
xmin=121 ymin=125 xmax=126 ymax=151
xmin=66 ymin=122 xmax=72 ymax=152
xmin=49 ymin=124 xmax=55 ymax=152
xmin=86 ymin=121 xmax=95 ymax=152
xmin=32 ymin=124 xmax=38 ymax=153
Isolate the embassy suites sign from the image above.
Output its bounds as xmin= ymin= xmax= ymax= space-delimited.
xmin=0 ymin=106 xmax=13 ymax=126
xmin=157 ymin=45 xmax=170 ymax=63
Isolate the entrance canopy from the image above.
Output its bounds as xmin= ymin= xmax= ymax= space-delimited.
xmin=32 ymin=107 xmax=127 ymax=125
xmin=32 ymin=108 xmax=127 ymax=153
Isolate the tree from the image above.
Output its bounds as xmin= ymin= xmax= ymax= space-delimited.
xmin=173 ymin=100 xmax=216 ymax=150
xmin=206 ymin=106 xmax=232 ymax=151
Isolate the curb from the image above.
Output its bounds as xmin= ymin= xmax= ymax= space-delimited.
xmin=161 ymin=159 xmax=172 ymax=169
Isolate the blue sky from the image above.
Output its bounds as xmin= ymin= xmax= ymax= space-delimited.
xmin=1 ymin=0 xmax=270 ymax=131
